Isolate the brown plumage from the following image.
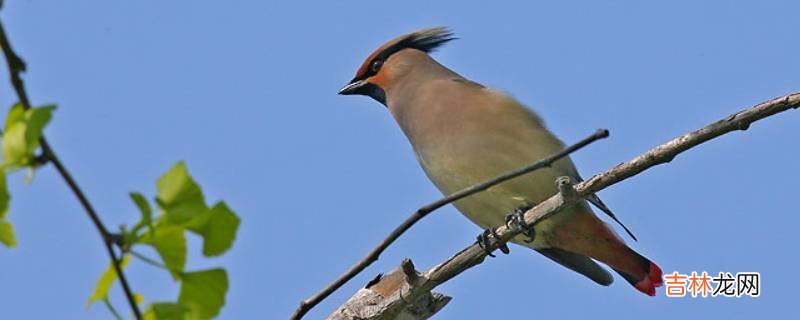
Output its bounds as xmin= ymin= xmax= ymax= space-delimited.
xmin=340 ymin=27 xmax=663 ymax=295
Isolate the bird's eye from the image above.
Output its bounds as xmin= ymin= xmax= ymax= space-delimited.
xmin=371 ymin=60 xmax=384 ymax=73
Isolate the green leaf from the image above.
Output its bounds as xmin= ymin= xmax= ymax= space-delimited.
xmin=24 ymin=105 xmax=54 ymax=151
xmin=141 ymin=270 xmax=229 ymax=319
xmin=156 ymin=162 xmax=206 ymax=224
xmin=187 ymin=202 xmax=240 ymax=257
xmin=143 ymin=302 xmax=190 ymax=320
xmin=2 ymin=104 xmax=55 ymax=168
xmin=2 ymin=110 xmax=28 ymax=167
xmin=131 ymin=192 xmax=152 ymax=223
xmin=0 ymin=169 xmax=14 ymax=247
xmin=139 ymin=226 xmax=186 ymax=277
xmin=0 ymin=172 xmax=14 ymax=247
xmin=3 ymin=103 xmax=25 ymax=130
xmin=128 ymin=192 xmax=153 ymax=238
xmin=87 ymin=255 xmax=131 ymax=307
xmin=178 ymin=269 xmax=228 ymax=319
xmin=0 ymin=220 xmax=17 ymax=247
xmin=0 ymin=170 xmax=9 ymax=220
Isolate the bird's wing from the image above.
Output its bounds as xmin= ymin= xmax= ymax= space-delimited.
xmin=536 ymin=247 xmax=613 ymax=286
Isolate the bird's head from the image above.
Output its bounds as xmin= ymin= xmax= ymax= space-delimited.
xmin=338 ymin=27 xmax=456 ymax=106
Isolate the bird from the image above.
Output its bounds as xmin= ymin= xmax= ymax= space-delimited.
xmin=338 ymin=27 xmax=663 ymax=296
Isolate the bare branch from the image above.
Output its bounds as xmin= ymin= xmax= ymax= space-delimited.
xmin=327 ymin=91 xmax=800 ymax=319
xmin=0 ymin=18 xmax=142 ymax=319
xmin=291 ymin=130 xmax=609 ymax=320
xmin=328 ymin=259 xmax=450 ymax=320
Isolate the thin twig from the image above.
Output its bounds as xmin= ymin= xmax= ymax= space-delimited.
xmin=291 ymin=129 xmax=610 ymax=320
xmin=103 ymin=297 xmax=124 ymax=320
xmin=332 ymin=91 xmax=800 ymax=319
xmin=0 ymin=18 xmax=142 ymax=319
xmin=130 ymin=249 xmax=184 ymax=273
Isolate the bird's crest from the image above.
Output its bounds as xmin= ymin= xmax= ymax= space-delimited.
xmin=353 ymin=27 xmax=456 ymax=80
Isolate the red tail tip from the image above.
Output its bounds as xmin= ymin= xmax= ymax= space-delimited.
xmin=634 ymin=262 xmax=663 ymax=296
xmin=649 ymin=263 xmax=664 ymax=287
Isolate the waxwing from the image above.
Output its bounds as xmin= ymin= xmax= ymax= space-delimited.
xmin=340 ymin=27 xmax=663 ymax=296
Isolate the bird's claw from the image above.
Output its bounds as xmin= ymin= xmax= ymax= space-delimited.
xmin=476 ymin=227 xmax=508 ymax=257
xmin=505 ymin=207 xmax=535 ymax=243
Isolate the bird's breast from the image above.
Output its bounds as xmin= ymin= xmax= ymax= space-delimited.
xmin=390 ymin=79 xmax=580 ymax=235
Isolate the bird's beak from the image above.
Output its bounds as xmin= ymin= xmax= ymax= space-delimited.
xmin=338 ymin=78 xmax=387 ymax=105
xmin=338 ymin=79 xmax=367 ymax=95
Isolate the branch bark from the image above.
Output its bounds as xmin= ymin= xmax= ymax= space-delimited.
xmin=0 ymin=17 xmax=142 ymax=319
xmin=329 ymin=259 xmax=451 ymax=320
xmin=325 ymin=91 xmax=799 ymax=319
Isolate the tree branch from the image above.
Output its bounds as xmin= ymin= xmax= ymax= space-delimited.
xmin=0 ymin=18 xmax=142 ymax=319
xmin=329 ymin=259 xmax=451 ymax=320
xmin=325 ymin=91 xmax=799 ymax=319
xmin=292 ymin=129 xmax=610 ymax=320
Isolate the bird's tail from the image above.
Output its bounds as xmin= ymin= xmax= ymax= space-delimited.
xmin=548 ymin=207 xmax=663 ymax=296
xmin=609 ymin=250 xmax=663 ymax=296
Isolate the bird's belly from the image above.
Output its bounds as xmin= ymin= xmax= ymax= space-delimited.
xmin=418 ymin=150 xmax=573 ymax=248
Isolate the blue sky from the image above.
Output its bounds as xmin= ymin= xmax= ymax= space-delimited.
xmin=1 ymin=1 xmax=798 ymax=319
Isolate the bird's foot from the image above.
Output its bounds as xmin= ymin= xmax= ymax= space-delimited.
xmin=476 ymin=227 xmax=509 ymax=257
xmin=505 ymin=207 xmax=535 ymax=243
